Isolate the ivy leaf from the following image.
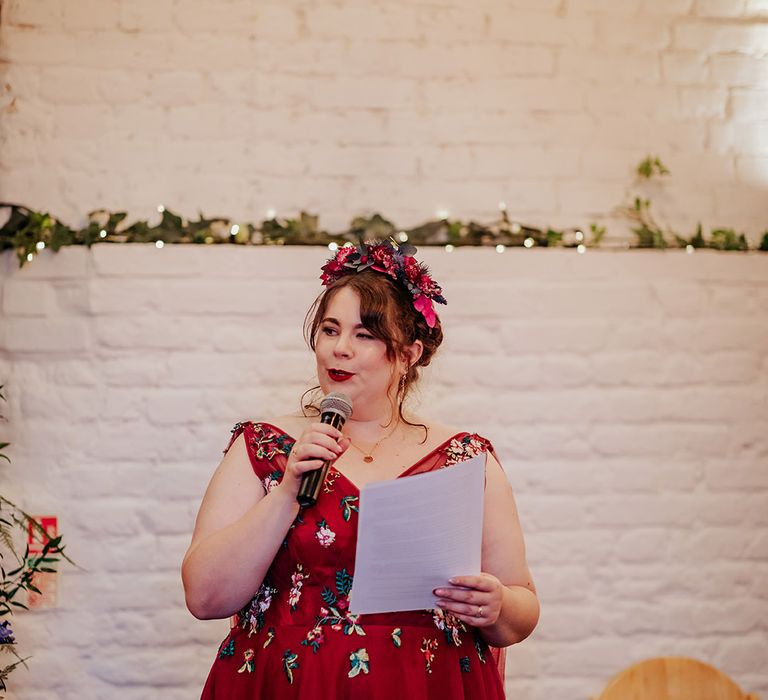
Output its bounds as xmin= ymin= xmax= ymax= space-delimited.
xmin=321 ymin=587 xmax=337 ymax=607
xmin=336 ymin=568 xmax=353 ymax=596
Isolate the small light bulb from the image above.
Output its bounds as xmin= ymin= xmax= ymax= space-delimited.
xmin=686 ymin=245 xmax=694 ymax=254
xmin=397 ymin=231 xmax=408 ymax=242
xmin=204 ymin=236 xmax=214 ymax=244
xmin=26 ymin=252 xmax=34 ymax=262
xmin=445 ymin=244 xmax=455 ymax=253
xmin=511 ymin=222 xmax=521 ymax=234
xmin=498 ymin=201 xmax=507 ymax=211
xmin=36 ymin=241 xmax=45 ymax=250
xmin=496 ymin=244 xmax=506 ymax=253
xmin=266 ymin=208 xmax=277 ymax=219
xmin=575 ymin=230 xmax=584 ymax=242
xmin=524 ymin=237 xmax=534 ymax=248
xmin=343 ymin=241 xmax=354 ymax=248
xmin=100 ymin=229 xmax=107 ymax=238
xmin=155 ymin=240 xmax=164 ymax=248
xmin=577 ymin=244 xmax=586 ymax=254
xmin=157 ymin=204 xmax=165 ymax=213
xmin=328 ymin=242 xmax=339 ymax=252
xmin=436 ymin=209 xmax=449 ymax=220
xmin=230 ymin=224 xmax=240 ymax=235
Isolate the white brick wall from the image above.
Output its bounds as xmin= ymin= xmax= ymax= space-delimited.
xmin=0 ymin=244 xmax=766 ymax=700
xmin=1 ymin=0 xmax=767 ymax=241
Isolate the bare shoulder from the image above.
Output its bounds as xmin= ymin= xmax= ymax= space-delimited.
xmin=408 ymin=417 xmax=464 ymax=448
xmin=259 ymin=413 xmax=316 ymax=438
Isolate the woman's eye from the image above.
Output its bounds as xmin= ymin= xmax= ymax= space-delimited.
xmin=358 ymin=333 xmax=374 ymax=340
xmin=322 ymin=327 xmax=337 ymax=335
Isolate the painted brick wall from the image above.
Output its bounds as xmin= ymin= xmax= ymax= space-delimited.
xmin=0 ymin=244 xmax=766 ymax=700
xmin=1 ymin=0 xmax=767 ymax=242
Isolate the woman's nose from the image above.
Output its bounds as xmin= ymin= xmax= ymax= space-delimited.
xmin=333 ymin=333 xmax=353 ymax=357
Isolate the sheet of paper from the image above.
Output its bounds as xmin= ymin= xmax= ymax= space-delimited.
xmin=348 ymin=452 xmax=486 ymax=615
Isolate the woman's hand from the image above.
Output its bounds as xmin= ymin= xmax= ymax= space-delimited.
xmin=277 ymin=422 xmax=351 ymax=498
xmin=433 ymin=573 xmax=505 ymax=627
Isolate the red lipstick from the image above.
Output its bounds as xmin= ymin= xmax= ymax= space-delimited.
xmin=328 ymin=369 xmax=355 ymax=382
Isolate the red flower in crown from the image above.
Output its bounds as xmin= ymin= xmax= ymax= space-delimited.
xmin=402 ymin=256 xmax=420 ymax=284
xmin=319 ymin=239 xmax=447 ymax=328
xmin=320 ymin=245 xmax=355 ymax=285
xmin=370 ymin=245 xmax=398 ymax=277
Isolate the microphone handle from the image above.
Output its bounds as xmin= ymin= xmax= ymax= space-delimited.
xmin=296 ymin=411 xmax=346 ymax=508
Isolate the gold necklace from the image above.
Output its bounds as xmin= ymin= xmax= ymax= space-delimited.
xmin=347 ymin=423 xmax=400 ymax=463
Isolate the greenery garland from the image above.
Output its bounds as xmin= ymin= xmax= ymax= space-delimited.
xmin=1 ymin=157 xmax=766 ymax=268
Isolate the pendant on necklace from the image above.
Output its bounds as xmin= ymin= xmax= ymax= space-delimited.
xmin=363 ymin=455 xmax=374 ymax=463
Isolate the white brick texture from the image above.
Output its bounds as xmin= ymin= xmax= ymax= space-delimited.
xmin=0 ymin=244 xmax=766 ymax=700
xmin=0 ymin=1 xmax=767 ymax=242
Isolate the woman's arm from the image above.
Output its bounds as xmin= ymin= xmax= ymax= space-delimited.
xmin=433 ymin=451 xmax=540 ymax=646
xmin=181 ymin=432 xmax=300 ymax=619
xmin=182 ymin=423 xmax=349 ymax=620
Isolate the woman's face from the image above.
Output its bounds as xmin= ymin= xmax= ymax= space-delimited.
xmin=314 ymin=286 xmax=400 ymax=413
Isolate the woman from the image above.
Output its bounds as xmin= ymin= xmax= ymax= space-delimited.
xmin=182 ymin=240 xmax=539 ymax=699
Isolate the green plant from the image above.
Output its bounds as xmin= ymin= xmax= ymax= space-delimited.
xmin=0 ymin=384 xmax=75 ymax=696
xmin=620 ymin=156 xmax=758 ymax=251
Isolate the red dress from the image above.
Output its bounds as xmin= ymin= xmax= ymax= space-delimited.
xmin=200 ymin=421 xmax=507 ymax=700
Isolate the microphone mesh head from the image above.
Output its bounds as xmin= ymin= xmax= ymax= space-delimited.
xmin=320 ymin=392 xmax=353 ymax=421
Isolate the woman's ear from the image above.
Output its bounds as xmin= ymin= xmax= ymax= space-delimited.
xmin=406 ymin=340 xmax=424 ymax=368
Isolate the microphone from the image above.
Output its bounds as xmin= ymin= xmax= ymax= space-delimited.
xmin=296 ymin=392 xmax=353 ymax=508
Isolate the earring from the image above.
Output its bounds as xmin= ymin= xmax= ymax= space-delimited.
xmin=399 ymin=372 xmax=407 ymax=394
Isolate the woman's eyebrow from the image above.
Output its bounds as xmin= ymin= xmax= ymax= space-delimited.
xmin=321 ymin=317 xmax=365 ymax=329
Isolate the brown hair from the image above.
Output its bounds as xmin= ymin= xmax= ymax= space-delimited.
xmin=301 ymin=270 xmax=444 ymax=441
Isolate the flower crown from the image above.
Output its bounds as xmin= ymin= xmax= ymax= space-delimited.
xmin=320 ymin=239 xmax=447 ymax=328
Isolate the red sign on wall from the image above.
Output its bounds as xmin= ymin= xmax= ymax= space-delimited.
xmin=26 ymin=515 xmax=58 ymax=609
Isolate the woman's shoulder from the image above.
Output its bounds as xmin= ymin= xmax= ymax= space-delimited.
xmin=250 ymin=413 xmax=313 ymax=439
xmin=413 ymin=417 xmax=487 ymax=444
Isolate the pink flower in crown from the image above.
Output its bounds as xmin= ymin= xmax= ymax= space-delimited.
xmin=413 ymin=295 xmax=436 ymax=328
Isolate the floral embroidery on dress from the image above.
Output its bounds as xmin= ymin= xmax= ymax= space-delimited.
xmin=443 ymin=434 xmax=489 ymax=467
xmin=421 ymin=638 xmax=439 ymax=674
xmin=340 ymin=495 xmax=359 ymax=521
xmin=288 ymin=563 xmax=309 ymax=611
xmin=239 ymin=580 xmax=277 ymax=636
xmin=312 ymin=568 xmax=365 ymax=636
xmin=323 ymin=468 xmax=340 ymax=494
xmin=432 ymin=607 xmax=467 ymax=647
xmin=262 ymin=469 xmax=282 ymax=494
xmin=251 ymin=423 xmax=295 ymax=461
xmin=263 ymin=627 xmax=275 ymax=648
xmin=282 ymin=649 xmax=299 ymax=684
xmin=315 ymin=519 xmax=336 ymax=548
xmin=348 ymin=648 xmax=370 ymax=678
xmin=218 ymin=638 xmax=235 ymax=658
xmin=391 ymin=628 xmax=402 ymax=647
xmin=474 ymin=635 xmax=487 ymax=664
xmin=460 ymin=656 xmax=471 ymax=673
xmin=301 ymin=626 xmax=326 ymax=653
xmin=237 ymin=649 xmax=255 ymax=674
